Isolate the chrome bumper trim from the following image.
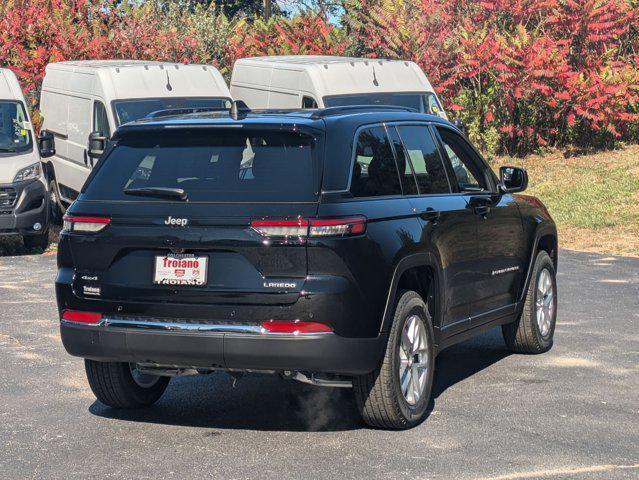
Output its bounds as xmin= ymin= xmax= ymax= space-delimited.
xmin=61 ymin=318 xmax=333 ymax=336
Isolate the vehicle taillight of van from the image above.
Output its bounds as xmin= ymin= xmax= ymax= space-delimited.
xmin=251 ymin=217 xmax=366 ymax=238
xmin=62 ymin=214 xmax=111 ymax=233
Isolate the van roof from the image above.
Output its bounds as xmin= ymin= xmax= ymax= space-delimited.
xmin=47 ymin=60 xmax=193 ymax=71
xmin=240 ymin=55 xmax=409 ymax=67
xmin=0 ymin=68 xmax=26 ymax=102
xmin=43 ymin=61 xmax=231 ymax=101
xmin=233 ymin=55 xmax=435 ymax=98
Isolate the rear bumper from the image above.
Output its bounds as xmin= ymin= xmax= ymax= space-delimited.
xmin=60 ymin=319 xmax=387 ymax=375
xmin=0 ymin=178 xmax=48 ymax=236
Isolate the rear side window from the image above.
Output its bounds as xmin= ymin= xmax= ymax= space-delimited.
xmin=387 ymin=127 xmax=418 ymax=195
xmin=350 ymin=127 xmax=402 ymax=198
xmin=396 ymin=125 xmax=450 ymax=194
xmin=84 ymin=129 xmax=319 ymax=203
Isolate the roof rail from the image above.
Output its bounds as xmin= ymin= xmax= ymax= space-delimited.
xmin=310 ymin=105 xmax=416 ymax=119
xmin=145 ymin=107 xmax=228 ymax=119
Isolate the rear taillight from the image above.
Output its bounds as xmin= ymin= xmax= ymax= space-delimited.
xmin=62 ymin=215 xmax=111 ymax=233
xmin=309 ymin=217 xmax=366 ymax=236
xmin=62 ymin=310 xmax=102 ymax=325
xmin=251 ymin=216 xmax=366 ymax=238
xmin=250 ymin=218 xmax=309 ymax=237
xmin=260 ymin=320 xmax=333 ymax=334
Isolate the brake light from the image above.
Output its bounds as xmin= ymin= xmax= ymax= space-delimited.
xmin=62 ymin=310 xmax=102 ymax=325
xmin=260 ymin=320 xmax=333 ymax=334
xmin=62 ymin=215 xmax=111 ymax=233
xmin=251 ymin=217 xmax=366 ymax=238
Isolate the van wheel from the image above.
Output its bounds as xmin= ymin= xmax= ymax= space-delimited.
xmin=85 ymin=360 xmax=170 ymax=408
xmin=353 ymin=290 xmax=435 ymax=429
xmin=23 ymin=229 xmax=50 ymax=251
xmin=48 ymin=178 xmax=64 ymax=224
xmin=502 ymin=250 xmax=557 ymax=353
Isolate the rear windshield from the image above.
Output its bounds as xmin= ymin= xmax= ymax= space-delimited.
xmin=323 ymin=93 xmax=444 ymax=116
xmin=113 ymin=98 xmax=231 ymax=125
xmin=84 ymin=129 xmax=320 ymax=203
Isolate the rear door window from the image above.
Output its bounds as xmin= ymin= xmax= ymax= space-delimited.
xmin=84 ymin=129 xmax=320 ymax=203
xmin=349 ymin=126 xmax=402 ymax=198
xmin=396 ymin=125 xmax=450 ymax=194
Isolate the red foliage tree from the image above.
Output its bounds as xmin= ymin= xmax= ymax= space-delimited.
xmin=348 ymin=0 xmax=639 ymax=154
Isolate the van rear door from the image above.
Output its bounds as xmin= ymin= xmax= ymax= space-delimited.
xmin=64 ymin=125 xmax=323 ymax=306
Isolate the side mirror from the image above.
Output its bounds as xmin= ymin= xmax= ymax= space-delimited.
xmin=453 ymin=118 xmax=467 ymax=137
xmin=37 ymin=130 xmax=56 ymax=158
xmin=499 ymin=166 xmax=528 ymax=193
xmin=87 ymin=131 xmax=107 ymax=159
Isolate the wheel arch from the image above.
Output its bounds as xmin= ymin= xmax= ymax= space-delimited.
xmin=538 ymin=233 xmax=558 ymax=269
xmin=518 ymin=224 xmax=558 ymax=306
xmin=379 ymin=253 xmax=444 ymax=338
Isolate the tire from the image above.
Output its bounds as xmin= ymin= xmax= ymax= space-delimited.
xmin=23 ymin=229 xmax=50 ymax=251
xmin=502 ymin=250 xmax=557 ymax=354
xmin=354 ymin=290 xmax=435 ymax=429
xmin=84 ymin=360 xmax=170 ymax=408
xmin=48 ymin=178 xmax=64 ymax=225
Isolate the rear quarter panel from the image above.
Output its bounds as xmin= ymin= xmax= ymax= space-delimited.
xmin=311 ymin=196 xmax=423 ymax=337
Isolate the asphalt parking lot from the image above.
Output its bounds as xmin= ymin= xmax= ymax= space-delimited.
xmin=0 ymin=248 xmax=637 ymax=480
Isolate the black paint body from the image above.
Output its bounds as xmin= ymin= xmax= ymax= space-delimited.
xmin=57 ymin=109 xmax=557 ymax=375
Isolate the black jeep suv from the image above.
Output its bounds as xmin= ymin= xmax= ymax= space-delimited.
xmin=57 ymin=106 xmax=558 ymax=429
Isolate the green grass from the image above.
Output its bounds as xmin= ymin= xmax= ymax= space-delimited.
xmin=494 ymin=145 xmax=639 ymax=257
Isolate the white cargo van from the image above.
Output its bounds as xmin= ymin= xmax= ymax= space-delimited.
xmin=0 ymin=68 xmax=50 ymax=250
xmin=40 ymin=60 xmax=232 ymax=210
xmin=230 ymin=56 xmax=447 ymax=118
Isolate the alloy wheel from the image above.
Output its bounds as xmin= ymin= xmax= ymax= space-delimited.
xmin=398 ymin=315 xmax=430 ymax=405
xmin=535 ymin=268 xmax=555 ymax=337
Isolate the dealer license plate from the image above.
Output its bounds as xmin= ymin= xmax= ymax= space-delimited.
xmin=153 ymin=254 xmax=208 ymax=286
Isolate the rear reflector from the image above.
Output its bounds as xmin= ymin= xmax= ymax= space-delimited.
xmin=260 ymin=320 xmax=333 ymax=334
xmin=63 ymin=215 xmax=111 ymax=233
xmin=62 ymin=310 xmax=102 ymax=325
xmin=251 ymin=217 xmax=366 ymax=238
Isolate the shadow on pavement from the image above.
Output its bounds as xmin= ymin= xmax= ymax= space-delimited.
xmin=89 ymin=327 xmax=510 ymax=432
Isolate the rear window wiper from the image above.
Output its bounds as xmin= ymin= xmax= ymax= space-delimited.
xmin=123 ymin=187 xmax=188 ymax=201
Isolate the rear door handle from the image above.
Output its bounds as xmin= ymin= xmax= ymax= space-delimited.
xmin=420 ymin=208 xmax=440 ymax=223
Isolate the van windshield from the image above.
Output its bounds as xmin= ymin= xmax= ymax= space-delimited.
xmin=84 ymin=128 xmax=320 ymax=203
xmin=323 ymin=92 xmax=444 ymax=116
xmin=0 ymin=101 xmax=32 ymax=152
xmin=113 ymin=97 xmax=232 ymax=125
